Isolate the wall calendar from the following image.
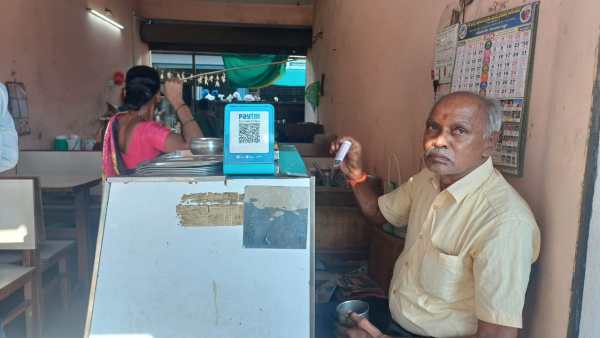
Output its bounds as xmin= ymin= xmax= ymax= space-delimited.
xmin=451 ymin=2 xmax=539 ymax=176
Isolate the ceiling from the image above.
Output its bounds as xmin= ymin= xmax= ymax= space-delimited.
xmin=200 ymin=0 xmax=313 ymax=5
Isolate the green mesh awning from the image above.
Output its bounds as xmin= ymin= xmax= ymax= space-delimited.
xmin=222 ymin=54 xmax=288 ymax=89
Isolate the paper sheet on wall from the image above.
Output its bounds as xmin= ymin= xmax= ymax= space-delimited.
xmin=433 ymin=24 xmax=459 ymax=84
xmin=449 ymin=2 xmax=539 ymax=176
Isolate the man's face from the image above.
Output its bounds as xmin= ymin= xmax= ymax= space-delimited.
xmin=422 ymin=95 xmax=493 ymax=180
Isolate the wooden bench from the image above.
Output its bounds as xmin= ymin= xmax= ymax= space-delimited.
xmin=0 ymin=178 xmax=75 ymax=331
xmin=0 ymin=264 xmax=37 ymax=338
xmin=0 ymin=243 xmax=74 ymax=310
xmin=0 ymin=178 xmax=42 ymax=338
xmin=15 ymin=151 xmax=102 ymax=284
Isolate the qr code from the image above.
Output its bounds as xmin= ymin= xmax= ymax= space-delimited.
xmin=239 ymin=122 xmax=261 ymax=144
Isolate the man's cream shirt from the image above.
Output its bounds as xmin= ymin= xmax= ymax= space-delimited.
xmin=378 ymin=157 xmax=540 ymax=337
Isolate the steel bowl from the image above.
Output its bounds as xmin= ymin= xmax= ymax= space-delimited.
xmin=336 ymin=300 xmax=369 ymax=327
xmin=190 ymin=138 xmax=224 ymax=155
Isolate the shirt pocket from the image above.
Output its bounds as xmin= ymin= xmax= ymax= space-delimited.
xmin=419 ymin=247 xmax=469 ymax=303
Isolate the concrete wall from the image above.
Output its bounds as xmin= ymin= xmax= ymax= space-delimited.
xmin=311 ymin=0 xmax=600 ymax=337
xmin=137 ymin=0 xmax=313 ymax=26
xmin=0 ymin=0 xmax=139 ymax=149
xmin=1 ymin=0 xmax=311 ymax=150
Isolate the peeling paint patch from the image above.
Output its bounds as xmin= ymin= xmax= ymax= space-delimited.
xmin=244 ymin=186 xmax=308 ymax=210
xmin=176 ymin=192 xmax=244 ymax=226
xmin=243 ymin=186 xmax=309 ymax=249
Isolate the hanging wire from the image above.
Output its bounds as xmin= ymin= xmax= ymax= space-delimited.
xmin=179 ymin=58 xmax=299 ymax=82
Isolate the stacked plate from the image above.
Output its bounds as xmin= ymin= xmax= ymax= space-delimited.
xmin=135 ymin=152 xmax=223 ymax=177
xmin=190 ymin=137 xmax=224 ymax=155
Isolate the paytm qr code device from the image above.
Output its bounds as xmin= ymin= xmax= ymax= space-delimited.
xmin=224 ymin=103 xmax=276 ymax=175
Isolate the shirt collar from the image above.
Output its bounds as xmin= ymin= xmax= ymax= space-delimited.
xmin=430 ymin=157 xmax=495 ymax=203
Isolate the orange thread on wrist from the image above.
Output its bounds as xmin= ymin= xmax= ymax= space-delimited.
xmin=349 ymin=172 xmax=368 ymax=187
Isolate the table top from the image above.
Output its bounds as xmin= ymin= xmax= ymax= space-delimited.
xmin=18 ymin=175 xmax=101 ymax=191
xmin=0 ymin=264 xmax=35 ymax=292
xmin=42 ymin=176 xmax=101 ymax=191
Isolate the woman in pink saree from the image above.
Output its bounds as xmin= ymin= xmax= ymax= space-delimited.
xmin=102 ymin=66 xmax=202 ymax=177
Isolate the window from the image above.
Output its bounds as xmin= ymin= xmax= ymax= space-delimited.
xmin=151 ymin=52 xmax=307 ymax=140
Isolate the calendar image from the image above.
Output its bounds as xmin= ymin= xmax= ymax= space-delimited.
xmin=492 ymin=99 xmax=525 ymax=174
xmin=434 ymin=24 xmax=460 ymax=84
xmin=451 ymin=2 xmax=539 ymax=176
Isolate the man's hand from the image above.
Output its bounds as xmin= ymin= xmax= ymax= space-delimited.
xmin=330 ymin=136 xmax=364 ymax=180
xmin=164 ymin=79 xmax=184 ymax=107
xmin=330 ymin=136 xmax=387 ymax=225
xmin=337 ymin=313 xmax=398 ymax=338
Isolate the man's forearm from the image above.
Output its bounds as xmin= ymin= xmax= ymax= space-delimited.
xmin=352 ymin=177 xmax=388 ymax=226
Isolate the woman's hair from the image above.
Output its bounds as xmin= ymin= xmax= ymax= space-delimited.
xmin=120 ymin=66 xmax=161 ymax=111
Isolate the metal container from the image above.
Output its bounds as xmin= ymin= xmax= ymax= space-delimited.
xmin=336 ymin=300 xmax=369 ymax=327
xmin=190 ymin=138 xmax=224 ymax=155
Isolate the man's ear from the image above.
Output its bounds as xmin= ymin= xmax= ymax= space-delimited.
xmin=482 ymin=131 xmax=500 ymax=158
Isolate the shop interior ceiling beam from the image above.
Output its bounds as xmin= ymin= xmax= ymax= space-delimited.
xmin=141 ymin=20 xmax=312 ymax=55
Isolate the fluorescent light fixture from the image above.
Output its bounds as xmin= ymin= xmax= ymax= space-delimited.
xmin=88 ymin=8 xmax=124 ymax=30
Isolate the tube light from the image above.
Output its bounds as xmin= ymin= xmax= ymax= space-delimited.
xmin=88 ymin=9 xmax=124 ymax=30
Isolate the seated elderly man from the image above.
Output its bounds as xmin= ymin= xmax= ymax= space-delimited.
xmin=331 ymin=92 xmax=540 ymax=338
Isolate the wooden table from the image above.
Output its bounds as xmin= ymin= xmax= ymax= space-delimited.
xmin=0 ymin=264 xmax=37 ymax=338
xmin=29 ymin=175 xmax=101 ymax=284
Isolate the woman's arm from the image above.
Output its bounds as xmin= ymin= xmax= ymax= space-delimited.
xmin=163 ymin=80 xmax=203 ymax=152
